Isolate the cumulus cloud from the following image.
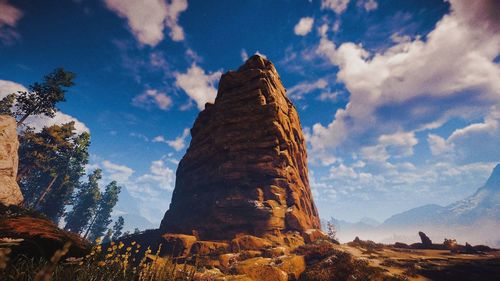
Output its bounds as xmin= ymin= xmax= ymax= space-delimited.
xmin=428 ymin=106 xmax=500 ymax=161
xmin=294 ymin=17 xmax=314 ymax=36
xmin=0 ymin=0 xmax=23 ymax=44
xmin=102 ymin=160 xmax=135 ymax=183
xmin=317 ymin=161 xmax=496 ymax=212
xmin=164 ymin=0 xmax=188 ymax=41
xmin=104 ymin=0 xmax=187 ymax=46
xmin=0 ymin=79 xmax=89 ymax=134
xmin=311 ymin=0 xmax=500 ymax=155
xmin=24 ymin=112 xmax=90 ymax=134
xmin=287 ymin=79 xmax=328 ymax=100
xmin=132 ymin=89 xmax=173 ymax=110
xmin=175 ymin=64 xmax=221 ymax=110
xmin=427 ymin=134 xmax=454 ymax=156
xmin=136 ymin=159 xmax=175 ymax=190
xmin=321 ymin=0 xmax=350 ymax=14
xmin=448 ymin=107 xmax=500 ymax=143
xmin=153 ymin=127 xmax=190 ymax=151
xmin=97 ymin=158 xmax=176 ymax=223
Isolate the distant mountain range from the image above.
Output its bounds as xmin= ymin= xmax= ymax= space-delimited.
xmin=329 ymin=164 xmax=500 ymax=247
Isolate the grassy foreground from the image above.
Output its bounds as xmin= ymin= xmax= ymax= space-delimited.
xmin=0 ymin=240 xmax=195 ymax=281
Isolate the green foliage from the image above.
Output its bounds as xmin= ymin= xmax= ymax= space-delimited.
xmin=87 ymin=181 xmax=122 ymax=242
xmin=18 ymin=122 xmax=90 ymax=221
xmin=111 ymin=216 xmax=125 ymax=241
xmin=14 ymin=68 xmax=75 ymax=126
xmin=64 ymin=170 xmax=102 ymax=234
xmin=0 ymin=93 xmax=16 ymax=116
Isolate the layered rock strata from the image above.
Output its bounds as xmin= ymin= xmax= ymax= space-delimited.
xmin=160 ymin=55 xmax=320 ymax=240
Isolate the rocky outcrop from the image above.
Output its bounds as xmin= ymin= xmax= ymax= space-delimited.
xmin=419 ymin=231 xmax=432 ymax=246
xmin=160 ymin=55 xmax=320 ymax=240
xmin=0 ymin=115 xmax=23 ymax=206
xmin=0 ymin=209 xmax=89 ymax=258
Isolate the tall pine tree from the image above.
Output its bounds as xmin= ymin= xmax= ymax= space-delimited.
xmin=86 ymin=181 xmax=121 ymax=241
xmin=64 ymin=169 xmax=101 ymax=234
xmin=14 ymin=68 xmax=75 ymax=127
xmin=18 ymin=122 xmax=90 ymax=221
xmin=111 ymin=216 xmax=124 ymax=241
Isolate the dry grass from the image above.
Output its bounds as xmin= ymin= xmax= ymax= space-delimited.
xmin=0 ymin=239 xmax=196 ymax=281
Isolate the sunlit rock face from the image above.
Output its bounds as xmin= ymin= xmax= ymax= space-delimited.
xmin=160 ymin=55 xmax=321 ymax=240
xmin=0 ymin=115 xmax=23 ymax=206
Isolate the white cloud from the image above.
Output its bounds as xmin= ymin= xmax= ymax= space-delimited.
xmin=153 ymin=127 xmax=190 ymax=151
xmin=448 ymin=107 xmax=500 ymax=143
xmin=104 ymin=0 xmax=187 ymax=46
xmin=132 ymin=89 xmax=173 ymax=110
xmin=362 ymin=0 xmax=378 ymax=11
xmin=359 ymin=131 xmax=418 ymax=164
xmin=164 ymin=0 xmax=188 ymax=41
xmin=98 ymin=157 xmax=176 ymax=223
xmin=427 ymin=134 xmax=454 ymax=156
xmin=25 ymin=112 xmax=90 ymax=134
xmin=321 ymin=0 xmax=350 ymax=14
xmin=318 ymin=24 xmax=328 ymax=37
xmin=318 ymin=160 xmax=497 ymax=209
xmin=287 ymin=79 xmax=328 ymax=100
xmin=294 ymin=17 xmax=314 ymax=36
xmin=317 ymin=91 xmax=339 ymax=102
xmin=240 ymin=49 xmax=249 ymax=62
xmin=175 ymin=64 xmax=221 ymax=110
xmin=0 ymin=79 xmax=89 ymax=134
xmin=0 ymin=0 xmax=23 ymax=44
xmin=102 ymin=160 xmax=135 ymax=183
xmin=0 ymin=79 xmax=25 ymax=97
xmin=311 ymin=0 xmax=500 ymax=155
xmin=137 ymin=159 xmax=175 ymax=190
xmin=427 ymin=106 xmax=500 ymax=161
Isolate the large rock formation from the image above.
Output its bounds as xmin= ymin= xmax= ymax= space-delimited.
xmin=160 ymin=55 xmax=320 ymax=240
xmin=0 ymin=115 xmax=23 ymax=206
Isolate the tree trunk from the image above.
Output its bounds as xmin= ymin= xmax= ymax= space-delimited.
xmin=84 ymin=209 xmax=99 ymax=240
xmin=16 ymin=112 xmax=32 ymax=127
xmin=33 ymin=174 xmax=58 ymax=208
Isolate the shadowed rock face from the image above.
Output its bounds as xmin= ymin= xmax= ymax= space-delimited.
xmin=160 ymin=55 xmax=320 ymax=240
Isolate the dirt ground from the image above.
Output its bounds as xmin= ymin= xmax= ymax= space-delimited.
xmin=339 ymin=244 xmax=500 ymax=281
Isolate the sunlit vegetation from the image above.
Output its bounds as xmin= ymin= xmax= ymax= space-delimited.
xmin=0 ymin=240 xmax=196 ymax=281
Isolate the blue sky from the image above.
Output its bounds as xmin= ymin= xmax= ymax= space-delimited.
xmin=1 ymin=0 xmax=499 ymax=229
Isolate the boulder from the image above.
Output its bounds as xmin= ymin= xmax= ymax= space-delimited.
xmin=161 ymin=233 xmax=197 ymax=257
xmin=231 ymin=235 xmax=272 ymax=252
xmin=302 ymin=229 xmax=328 ymax=244
xmin=275 ymin=254 xmax=306 ymax=280
xmin=418 ymin=231 xmax=432 ymax=246
xmin=0 ymin=215 xmax=88 ymax=258
xmin=232 ymin=257 xmax=288 ymax=281
xmin=160 ymin=55 xmax=321 ymax=240
xmin=0 ymin=115 xmax=23 ymax=206
xmin=262 ymin=246 xmax=289 ymax=258
xmin=190 ymin=241 xmax=230 ymax=256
